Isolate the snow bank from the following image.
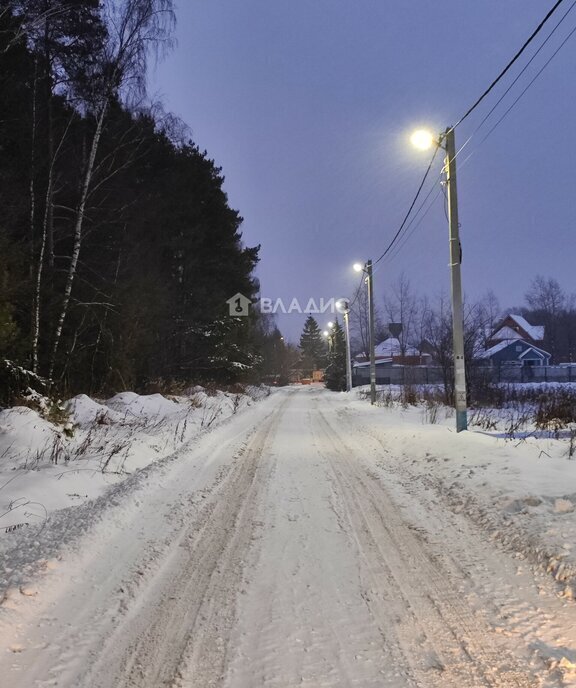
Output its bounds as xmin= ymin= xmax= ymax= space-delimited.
xmin=344 ymin=388 xmax=576 ymax=597
xmin=104 ymin=392 xmax=183 ymax=420
xmin=65 ymin=394 xmax=122 ymax=426
xmin=0 ymin=407 xmax=59 ymax=470
xmin=0 ymin=387 xmax=271 ymax=537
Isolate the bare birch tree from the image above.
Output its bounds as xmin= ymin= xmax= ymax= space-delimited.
xmin=48 ymin=0 xmax=175 ymax=380
xmin=349 ymin=283 xmax=384 ymax=357
xmin=382 ymin=272 xmax=418 ymax=356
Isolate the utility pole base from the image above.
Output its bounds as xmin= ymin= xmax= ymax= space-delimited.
xmin=456 ymin=410 xmax=468 ymax=432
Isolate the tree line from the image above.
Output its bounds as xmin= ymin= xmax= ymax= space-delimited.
xmin=350 ymin=273 xmax=576 ymax=363
xmin=349 ymin=273 xmax=576 ymax=399
xmin=0 ymin=1 xmax=263 ymax=404
xmin=290 ymin=274 xmax=576 ymax=398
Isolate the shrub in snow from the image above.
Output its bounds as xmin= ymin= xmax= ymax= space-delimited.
xmin=0 ymin=360 xmax=47 ymax=408
xmin=535 ymin=389 xmax=576 ymax=434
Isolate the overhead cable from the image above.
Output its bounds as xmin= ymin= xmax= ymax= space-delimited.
xmin=373 ymin=145 xmax=440 ymax=266
xmin=453 ymin=0 xmax=567 ymax=130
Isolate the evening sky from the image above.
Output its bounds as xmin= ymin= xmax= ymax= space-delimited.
xmin=149 ymin=1 xmax=576 ymax=340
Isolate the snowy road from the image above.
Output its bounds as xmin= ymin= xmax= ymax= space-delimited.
xmin=1 ymin=387 xmax=574 ymax=687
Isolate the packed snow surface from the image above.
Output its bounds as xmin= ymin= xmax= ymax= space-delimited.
xmin=0 ymin=386 xmax=575 ymax=687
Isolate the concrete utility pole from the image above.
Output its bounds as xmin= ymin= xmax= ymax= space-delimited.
xmin=367 ymin=260 xmax=377 ymax=405
xmin=444 ymin=127 xmax=468 ymax=432
xmin=343 ymin=306 xmax=353 ymax=392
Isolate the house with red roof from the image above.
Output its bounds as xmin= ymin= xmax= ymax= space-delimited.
xmin=480 ymin=314 xmax=550 ymax=367
xmin=486 ymin=314 xmax=545 ymax=348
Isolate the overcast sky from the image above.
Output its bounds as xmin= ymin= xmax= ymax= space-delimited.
xmin=149 ymin=1 xmax=576 ymax=341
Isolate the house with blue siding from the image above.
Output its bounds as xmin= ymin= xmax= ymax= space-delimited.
xmin=479 ymin=314 xmax=551 ymax=367
xmin=478 ymin=339 xmax=551 ymax=367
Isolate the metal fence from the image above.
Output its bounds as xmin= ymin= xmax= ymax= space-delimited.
xmin=352 ymin=365 xmax=576 ymax=387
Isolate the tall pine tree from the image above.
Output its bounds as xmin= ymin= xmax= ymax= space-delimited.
xmin=299 ymin=316 xmax=326 ymax=375
xmin=324 ymin=320 xmax=347 ymax=391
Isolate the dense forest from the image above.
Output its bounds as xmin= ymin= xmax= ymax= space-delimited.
xmin=0 ymin=1 xmax=266 ymax=403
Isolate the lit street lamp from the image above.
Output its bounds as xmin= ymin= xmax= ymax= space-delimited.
xmin=323 ymin=327 xmax=333 ymax=353
xmin=412 ymin=126 xmax=467 ymax=432
xmin=354 ymin=260 xmax=376 ymax=405
xmin=336 ymin=299 xmax=353 ymax=393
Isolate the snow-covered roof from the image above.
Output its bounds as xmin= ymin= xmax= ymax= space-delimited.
xmin=478 ymin=340 xmax=512 ymax=358
xmin=374 ymin=337 xmax=401 ymax=356
xmin=494 ymin=313 xmax=544 ymax=342
xmin=374 ymin=338 xmax=421 ymax=357
xmin=508 ymin=314 xmax=544 ymax=341
xmin=490 ymin=314 xmax=544 ymax=343
xmin=478 ymin=339 xmax=550 ymax=360
xmin=353 ymin=358 xmax=393 ymax=368
xmin=518 ymin=347 xmax=548 ymax=360
xmin=492 ymin=326 xmax=523 ymax=341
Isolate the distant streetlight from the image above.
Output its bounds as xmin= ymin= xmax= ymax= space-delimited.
xmin=353 ymin=260 xmax=376 ymax=405
xmin=411 ymin=126 xmax=467 ymax=432
xmin=323 ymin=327 xmax=334 ymax=353
xmin=336 ymin=298 xmax=353 ymax=392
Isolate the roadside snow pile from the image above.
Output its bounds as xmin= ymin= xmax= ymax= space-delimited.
xmin=65 ymin=394 xmax=123 ymax=425
xmin=104 ymin=391 xmax=182 ymax=420
xmin=347 ymin=387 xmax=576 ymax=597
xmin=0 ymin=386 xmax=270 ymax=534
xmin=0 ymin=407 xmax=61 ymax=471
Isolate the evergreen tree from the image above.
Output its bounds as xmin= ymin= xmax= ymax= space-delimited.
xmin=299 ymin=316 xmax=326 ymax=375
xmin=0 ymin=2 xmax=263 ymax=399
xmin=324 ymin=320 xmax=347 ymax=391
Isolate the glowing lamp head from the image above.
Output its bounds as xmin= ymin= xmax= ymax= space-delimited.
xmin=327 ymin=321 xmax=334 ymax=329
xmin=353 ymin=262 xmax=363 ymax=273
xmin=323 ymin=330 xmax=329 ymax=338
xmin=410 ymin=129 xmax=434 ymax=151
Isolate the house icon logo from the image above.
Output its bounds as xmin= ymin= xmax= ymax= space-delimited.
xmin=226 ymin=292 xmax=251 ymax=316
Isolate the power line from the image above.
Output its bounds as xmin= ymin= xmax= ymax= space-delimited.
xmin=447 ymin=0 xmax=576 ymax=174
xmin=480 ymin=21 xmax=576 ymax=145
xmin=347 ymin=273 xmax=367 ymax=311
xmin=427 ymin=1 xmax=576 ymax=196
xmin=472 ymin=0 xmax=576 ymax=137
xmin=373 ymin=144 xmax=440 ymax=266
xmin=453 ymin=0 xmax=568 ymax=129
xmin=379 ymin=187 xmax=443 ymax=268
xmin=367 ymin=0 xmax=571 ymax=278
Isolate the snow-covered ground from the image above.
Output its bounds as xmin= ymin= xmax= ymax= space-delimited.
xmin=0 ymin=385 xmax=575 ymax=687
xmin=0 ymin=386 xmax=269 ymax=533
xmin=352 ymin=383 xmax=576 ymax=597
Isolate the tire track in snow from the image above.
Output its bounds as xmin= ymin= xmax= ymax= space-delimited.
xmin=313 ymin=403 xmax=539 ymax=688
xmin=222 ymin=388 xmax=412 ymax=687
xmin=83 ymin=396 xmax=287 ymax=688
